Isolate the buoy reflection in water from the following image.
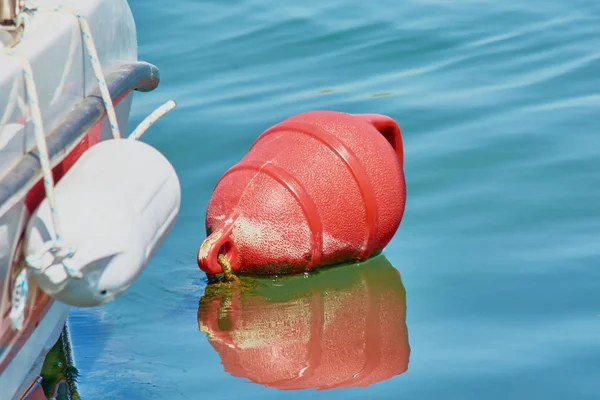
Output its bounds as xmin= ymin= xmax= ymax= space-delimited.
xmin=197 ymin=255 xmax=409 ymax=390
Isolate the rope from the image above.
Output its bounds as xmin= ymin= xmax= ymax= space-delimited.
xmin=9 ymin=54 xmax=61 ymax=235
xmin=128 ymin=100 xmax=177 ymax=140
xmin=217 ymin=254 xmax=238 ymax=283
xmin=33 ymin=6 xmax=177 ymax=143
xmin=38 ymin=5 xmax=122 ymax=139
xmin=1 ymin=51 xmax=80 ymax=281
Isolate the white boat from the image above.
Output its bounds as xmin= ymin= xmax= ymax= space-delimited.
xmin=0 ymin=1 xmax=180 ymax=398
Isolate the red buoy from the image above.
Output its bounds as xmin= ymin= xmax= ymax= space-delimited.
xmin=198 ymin=111 xmax=406 ymax=276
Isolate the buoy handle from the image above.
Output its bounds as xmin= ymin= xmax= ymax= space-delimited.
xmin=354 ymin=114 xmax=404 ymax=167
xmin=197 ymin=214 xmax=238 ymax=276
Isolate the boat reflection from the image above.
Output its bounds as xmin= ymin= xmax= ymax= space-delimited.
xmin=197 ymin=255 xmax=409 ymax=390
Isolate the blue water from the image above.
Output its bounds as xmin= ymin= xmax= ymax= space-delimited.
xmin=69 ymin=0 xmax=600 ymax=398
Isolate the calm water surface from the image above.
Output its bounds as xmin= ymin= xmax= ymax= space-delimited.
xmin=69 ymin=0 xmax=600 ymax=398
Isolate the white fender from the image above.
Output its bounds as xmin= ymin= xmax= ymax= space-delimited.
xmin=25 ymin=139 xmax=181 ymax=306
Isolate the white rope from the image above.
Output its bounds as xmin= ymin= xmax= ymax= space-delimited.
xmin=9 ymin=54 xmax=62 ymax=236
xmin=30 ymin=5 xmax=178 ymax=141
xmin=129 ymin=100 xmax=177 ymax=140
xmin=39 ymin=5 xmax=122 ymax=140
xmin=10 ymin=6 xmax=120 ymax=140
xmin=1 ymin=51 xmax=80 ymax=281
